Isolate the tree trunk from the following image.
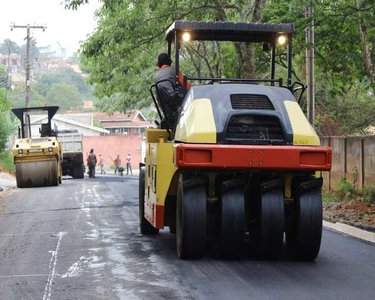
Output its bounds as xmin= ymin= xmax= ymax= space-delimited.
xmin=236 ymin=0 xmax=267 ymax=78
xmin=356 ymin=0 xmax=375 ymax=92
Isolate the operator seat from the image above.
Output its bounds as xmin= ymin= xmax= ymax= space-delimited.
xmin=155 ymin=80 xmax=180 ymax=130
xmin=40 ymin=123 xmax=52 ymax=137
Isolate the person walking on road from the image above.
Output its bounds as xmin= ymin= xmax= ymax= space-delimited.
xmin=114 ymin=154 xmax=121 ymax=175
xmin=88 ymin=149 xmax=97 ymax=178
xmin=98 ymin=154 xmax=106 ymax=174
xmin=126 ymin=152 xmax=132 ymax=175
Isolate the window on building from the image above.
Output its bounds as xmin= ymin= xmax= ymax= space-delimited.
xmin=12 ymin=59 xmax=17 ymax=65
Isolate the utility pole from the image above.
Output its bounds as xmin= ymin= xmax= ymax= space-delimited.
xmin=10 ymin=23 xmax=46 ymax=108
xmin=305 ymin=2 xmax=315 ymax=125
xmin=11 ymin=23 xmax=46 ymax=138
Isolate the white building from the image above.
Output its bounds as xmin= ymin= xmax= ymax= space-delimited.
xmin=29 ymin=114 xmax=108 ymax=137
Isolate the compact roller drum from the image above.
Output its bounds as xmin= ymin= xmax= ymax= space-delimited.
xmin=15 ymin=160 xmax=58 ymax=188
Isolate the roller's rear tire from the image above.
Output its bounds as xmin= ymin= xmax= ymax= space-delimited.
xmin=219 ymin=188 xmax=245 ymax=258
xmin=176 ymin=174 xmax=207 ymax=259
xmin=254 ymin=188 xmax=284 ymax=259
xmin=286 ymin=187 xmax=323 ymax=261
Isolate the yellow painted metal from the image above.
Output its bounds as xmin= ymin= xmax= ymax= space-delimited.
xmin=145 ymin=129 xmax=178 ymax=210
xmin=174 ymin=98 xmax=216 ymax=143
xmin=13 ymin=136 xmax=62 ymax=188
xmin=284 ymin=100 xmax=320 ymax=146
xmin=284 ymin=175 xmax=293 ymax=199
xmin=146 ymin=129 xmax=169 ymax=143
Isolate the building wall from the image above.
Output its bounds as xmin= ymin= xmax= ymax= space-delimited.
xmin=83 ymin=134 xmax=144 ymax=171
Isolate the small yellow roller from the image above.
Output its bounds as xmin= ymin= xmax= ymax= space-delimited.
xmin=12 ymin=106 xmax=63 ymax=188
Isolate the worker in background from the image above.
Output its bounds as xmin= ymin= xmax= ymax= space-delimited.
xmin=126 ymin=152 xmax=132 ymax=175
xmin=88 ymin=149 xmax=97 ymax=178
xmin=98 ymin=154 xmax=106 ymax=174
xmin=114 ymin=154 xmax=121 ymax=175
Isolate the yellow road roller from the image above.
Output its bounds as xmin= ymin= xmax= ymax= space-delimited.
xmin=12 ymin=106 xmax=63 ymax=188
xmin=140 ymin=21 xmax=332 ymax=261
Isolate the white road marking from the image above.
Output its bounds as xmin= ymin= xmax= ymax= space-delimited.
xmin=0 ymin=232 xmax=60 ymax=236
xmin=43 ymin=231 xmax=66 ymax=300
xmin=0 ymin=274 xmax=49 ymax=278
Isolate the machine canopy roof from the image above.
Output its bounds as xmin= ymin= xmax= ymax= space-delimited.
xmin=165 ymin=21 xmax=294 ymax=43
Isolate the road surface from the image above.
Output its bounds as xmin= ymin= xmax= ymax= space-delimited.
xmin=0 ymin=173 xmax=374 ymax=300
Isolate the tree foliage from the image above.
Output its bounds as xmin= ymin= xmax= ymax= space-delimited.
xmin=77 ymin=0 xmax=270 ymax=112
xmin=7 ymin=85 xmax=45 ymax=108
xmin=45 ymin=82 xmax=82 ymax=112
xmin=0 ymin=68 xmax=14 ymax=153
xmin=36 ymin=68 xmax=90 ymax=96
xmin=0 ymin=39 xmax=20 ymax=55
xmin=67 ymin=0 xmax=375 ymax=135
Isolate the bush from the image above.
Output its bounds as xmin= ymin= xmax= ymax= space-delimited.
xmin=322 ymin=188 xmax=339 ymax=203
xmin=335 ymin=179 xmax=357 ymax=201
xmin=360 ymin=186 xmax=375 ymax=204
xmin=0 ymin=151 xmax=15 ymax=172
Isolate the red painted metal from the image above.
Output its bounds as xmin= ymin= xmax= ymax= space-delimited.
xmin=175 ymin=144 xmax=332 ymax=171
xmin=155 ymin=205 xmax=165 ymax=229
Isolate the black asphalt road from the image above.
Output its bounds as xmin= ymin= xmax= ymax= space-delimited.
xmin=0 ymin=174 xmax=374 ymax=300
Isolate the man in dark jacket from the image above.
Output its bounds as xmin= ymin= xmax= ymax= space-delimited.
xmin=155 ymin=52 xmax=191 ymax=114
xmin=88 ymin=149 xmax=97 ymax=178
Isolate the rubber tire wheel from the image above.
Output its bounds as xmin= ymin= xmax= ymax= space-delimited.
xmin=139 ymin=166 xmax=159 ymax=234
xmin=255 ymin=188 xmax=284 ymax=259
xmin=219 ymin=188 xmax=245 ymax=259
xmin=286 ymin=187 xmax=323 ymax=261
xmin=176 ymin=174 xmax=206 ymax=259
xmin=73 ymin=164 xmax=84 ymax=179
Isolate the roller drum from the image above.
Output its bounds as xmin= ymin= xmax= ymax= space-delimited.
xmin=16 ymin=160 xmax=58 ymax=188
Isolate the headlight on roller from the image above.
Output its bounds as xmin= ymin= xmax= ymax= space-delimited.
xmin=18 ymin=149 xmax=23 ymax=154
xmin=48 ymin=147 xmax=53 ymax=152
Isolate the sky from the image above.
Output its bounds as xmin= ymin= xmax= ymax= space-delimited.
xmin=0 ymin=0 xmax=101 ymax=55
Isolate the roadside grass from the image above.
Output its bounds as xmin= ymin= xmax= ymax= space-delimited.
xmin=0 ymin=151 xmax=14 ymax=173
xmin=323 ymin=178 xmax=375 ymax=205
xmin=361 ymin=186 xmax=375 ymax=204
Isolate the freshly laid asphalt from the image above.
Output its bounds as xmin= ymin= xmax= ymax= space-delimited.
xmin=0 ymin=172 xmax=374 ymax=300
xmin=1 ymin=171 xmax=374 ymax=244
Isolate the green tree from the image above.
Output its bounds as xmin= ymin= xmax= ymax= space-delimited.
xmin=0 ymin=63 xmax=11 ymax=89
xmin=68 ymin=0 xmax=375 ymax=135
xmin=7 ymin=85 xmax=46 ymax=108
xmin=45 ymin=82 xmax=82 ymax=112
xmin=0 ymin=70 xmax=13 ymax=153
xmin=0 ymin=39 xmax=20 ymax=55
xmin=75 ymin=0 xmax=268 ymax=112
xmin=35 ymin=68 xmax=90 ymax=96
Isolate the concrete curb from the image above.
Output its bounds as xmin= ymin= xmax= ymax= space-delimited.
xmin=323 ymin=220 xmax=375 ymax=244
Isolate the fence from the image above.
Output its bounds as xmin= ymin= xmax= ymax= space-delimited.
xmin=321 ymin=136 xmax=375 ymax=190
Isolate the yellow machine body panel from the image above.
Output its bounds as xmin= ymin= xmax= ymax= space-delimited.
xmin=144 ymin=129 xmax=178 ymax=227
xmin=13 ymin=137 xmax=61 ymax=162
xmin=174 ymin=98 xmax=216 ymax=143
xmin=13 ymin=136 xmax=63 ymax=188
xmin=284 ymin=100 xmax=320 ymax=146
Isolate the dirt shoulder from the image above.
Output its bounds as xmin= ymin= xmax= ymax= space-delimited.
xmin=323 ymin=200 xmax=375 ymax=233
